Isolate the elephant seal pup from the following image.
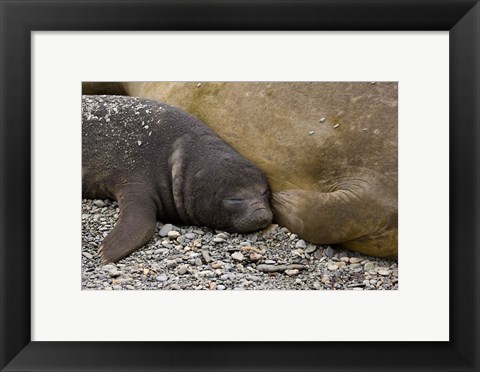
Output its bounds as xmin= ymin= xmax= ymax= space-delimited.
xmin=82 ymin=95 xmax=272 ymax=263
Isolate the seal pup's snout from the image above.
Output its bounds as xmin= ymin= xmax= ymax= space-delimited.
xmin=224 ymin=197 xmax=273 ymax=233
xmin=251 ymin=200 xmax=273 ymax=228
xmin=253 ymin=209 xmax=273 ymax=228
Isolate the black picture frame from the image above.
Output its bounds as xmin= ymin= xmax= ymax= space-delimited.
xmin=1 ymin=1 xmax=479 ymax=371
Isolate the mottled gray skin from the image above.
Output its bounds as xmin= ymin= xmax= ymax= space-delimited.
xmin=82 ymin=95 xmax=272 ymax=263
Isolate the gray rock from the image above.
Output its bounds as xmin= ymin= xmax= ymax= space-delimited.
xmin=167 ymin=230 xmax=180 ymax=239
xmin=220 ymin=273 xmax=235 ymax=281
xmin=177 ymin=265 xmax=188 ymax=275
xmin=166 ymin=260 xmax=178 ymax=269
xmin=213 ymin=237 xmax=225 ymax=243
xmin=199 ymin=270 xmax=214 ymax=278
xmin=159 ymin=224 xmax=173 ymax=237
xmin=195 ymin=258 xmax=203 ymax=266
xmin=350 ymin=257 xmax=363 ymax=264
xmin=295 ymin=239 xmax=307 ymax=249
xmin=185 ymin=233 xmax=197 ymax=240
xmin=249 ymin=252 xmax=262 ymax=261
xmin=94 ymin=200 xmax=107 ymax=207
xmin=101 ymin=264 xmax=116 ymax=271
xmin=327 ymin=264 xmax=338 ymax=271
xmin=108 ymin=269 xmax=121 ymax=277
xmin=176 ymin=235 xmax=186 ymax=244
xmin=305 ymin=245 xmax=317 ymax=254
xmin=347 ymin=283 xmax=366 ymax=288
xmin=231 ymin=252 xmax=244 ymax=261
xmin=247 ymin=275 xmax=263 ymax=282
xmin=202 ymin=250 xmax=212 ymax=263
xmin=325 ymin=246 xmax=335 ymax=258
xmin=154 ymin=248 xmax=169 ymax=255
xmin=262 ymin=224 xmax=278 ymax=237
xmin=156 ymin=274 xmax=168 ymax=282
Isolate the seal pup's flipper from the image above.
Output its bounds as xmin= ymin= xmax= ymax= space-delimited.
xmin=99 ymin=187 xmax=157 ymax=263
xmin=272 ymin=184 xmax=397 ymax=259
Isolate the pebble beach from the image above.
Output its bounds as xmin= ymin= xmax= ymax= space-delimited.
xmin=82 ymin=199 xmax=398 ymax=290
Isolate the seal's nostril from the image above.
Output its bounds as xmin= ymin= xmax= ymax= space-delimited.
xmin=253 ymin=208 xmax=273 ymax=225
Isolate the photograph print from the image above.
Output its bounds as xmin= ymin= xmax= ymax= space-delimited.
xmin=81 ymin=82 xmax=398 ymax=291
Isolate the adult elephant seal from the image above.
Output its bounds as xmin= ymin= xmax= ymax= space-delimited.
xmin=115 ymin=82 xmax=398 ymax=259
xmin=82 ymin=95 xmax=272 ymax=263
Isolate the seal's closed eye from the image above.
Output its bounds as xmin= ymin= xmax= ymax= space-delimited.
xmin=224 ymin=198 xmax=244 ymax=206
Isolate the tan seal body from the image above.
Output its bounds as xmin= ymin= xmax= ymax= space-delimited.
xmin=116 ymin=82 xmax=398 ymax=259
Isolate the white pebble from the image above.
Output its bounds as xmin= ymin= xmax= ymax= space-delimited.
xmin=82 ymin=252 xmax=93 ymax=259
xmin=285 ymin=269 xmax=299 ymax=276
xmin=167 ymin=231 xmax=180 ymax=239
xmin=328 ymin=264 xmax=338 ymax=271
xmin=231 ymin=252 xmax=244 ymax=261
xmin=295 ymin=239 xmax=307 ymax=249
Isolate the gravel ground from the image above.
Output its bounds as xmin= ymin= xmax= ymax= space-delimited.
xmin=82 ymin=199 xmax=398 ymax=290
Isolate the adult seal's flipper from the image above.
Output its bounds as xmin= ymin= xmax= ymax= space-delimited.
xmin=272 ymin=168 xmax=398 ymax=259
xmin=98 ymin=186 xmax=157 ymax=263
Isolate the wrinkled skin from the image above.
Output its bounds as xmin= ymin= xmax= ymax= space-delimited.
xmin=82 ymin=95 xmax=272 ymax=263
xmin=84 ymin=82 xmax=398 ymax=259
